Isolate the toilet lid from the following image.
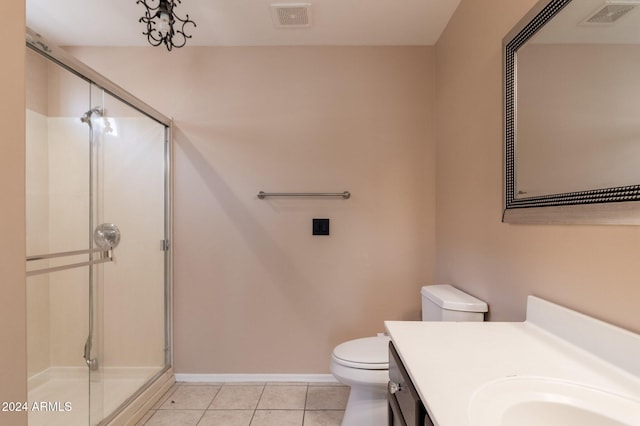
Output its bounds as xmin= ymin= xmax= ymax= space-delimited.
xmin=332 ymin=336 xmax=390 ymax=369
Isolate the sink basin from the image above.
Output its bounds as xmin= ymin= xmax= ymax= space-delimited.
xmin=468 ymin=377 xmax=640 ymax=426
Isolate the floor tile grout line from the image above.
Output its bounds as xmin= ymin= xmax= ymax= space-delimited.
xmin=204 ymin=383 xmax=223 ymax=411
xmin=194 ymin=408 xmax=207 ymax=426
xmin=248 ymin=383 xmax=267 ymax=424
xmin=301 ymin=383 xmax=309 ymax=425
xmin=196 ymin=385 xmax=223 ymax=425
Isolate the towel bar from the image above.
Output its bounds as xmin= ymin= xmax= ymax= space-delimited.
xmin=257 ymin=191 xmax=350 ymax=199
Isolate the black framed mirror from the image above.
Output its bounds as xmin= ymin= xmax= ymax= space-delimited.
xmin=503 ymin=0 xmax=640 ymax=224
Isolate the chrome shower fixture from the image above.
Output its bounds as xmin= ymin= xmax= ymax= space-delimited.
xmin=80 ymin=107 xmax=103 ymax=126
xmin=137 ymin=0 xmax=197 ymax=51
xmin=81 ymin=107 xmax=117 ymax=135
xmin=94 ymin=223 xmax=121 ymax=250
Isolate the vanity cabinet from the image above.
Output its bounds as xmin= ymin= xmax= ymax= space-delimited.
xmin=388 ymin=342 xmax=433 ymax=426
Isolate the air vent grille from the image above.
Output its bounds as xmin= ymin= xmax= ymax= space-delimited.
xmin=271 ymin=3 xmax=312 ymax=28
xmin=583 ymin=1 xmax=640 ymax=24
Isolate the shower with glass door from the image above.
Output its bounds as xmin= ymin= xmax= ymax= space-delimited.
xmin=25 ymin=31 xmax=173 ymax=425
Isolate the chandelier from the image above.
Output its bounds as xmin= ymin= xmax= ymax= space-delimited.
xmin=137 ymin=0 xmax=197 ymax=51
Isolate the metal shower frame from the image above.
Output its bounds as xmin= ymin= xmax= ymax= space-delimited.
xmin=26 ymin=27 xmax=174 ymax=424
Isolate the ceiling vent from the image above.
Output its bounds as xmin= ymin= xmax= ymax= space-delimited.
xmin=582 ymin=1 xmax=640 ymax=25
xmin=271 ymin=3 xmax=312 ymax=28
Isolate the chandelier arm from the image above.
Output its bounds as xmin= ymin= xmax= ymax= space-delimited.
xmin=171 ymin=11 xmax=195 ymax=25
xmin=147 ymin=35 xmax=164 ymax=47
xmin=136 ymin=0 xmax=161 ymax=13
xmin=169 ymin=33 xmax=187 ymax=49
xmin=169 ymin=15 xmax=196 ymax=47
xmin=139 ymin=15 xmax=164 ymax=44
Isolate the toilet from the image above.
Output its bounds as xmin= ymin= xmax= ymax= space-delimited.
xmin=330 ymin=284 xmax=488 ymax=426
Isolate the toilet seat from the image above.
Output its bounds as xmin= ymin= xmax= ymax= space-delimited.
xmin=332 ymin=336 xmax=390 ymax=370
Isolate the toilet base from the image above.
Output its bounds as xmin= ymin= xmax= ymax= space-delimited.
xmin=341 ymin=383 xmax=388 ymax=426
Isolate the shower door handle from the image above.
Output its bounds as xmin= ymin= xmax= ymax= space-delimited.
xmin=26 ymin=248 xmax=114 ymax=277
xmin=26 ymin=224 xmax=120 ymax=277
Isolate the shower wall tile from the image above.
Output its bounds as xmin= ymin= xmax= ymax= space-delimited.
xmin=26 ymin=109 xmax=51 ymax=378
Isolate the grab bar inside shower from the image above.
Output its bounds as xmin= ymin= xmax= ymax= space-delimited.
xmin=257 ymin=191 xmax=351 ymax=199
xmin=26 ymin=248 xmax=113 ymax=277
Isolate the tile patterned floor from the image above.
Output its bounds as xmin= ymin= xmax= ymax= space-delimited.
xmin=136 ymin=382 xmax=349 ymax=426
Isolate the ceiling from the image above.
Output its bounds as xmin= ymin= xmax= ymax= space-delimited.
xmin=26 ymin=0 xmax=461 ymax=48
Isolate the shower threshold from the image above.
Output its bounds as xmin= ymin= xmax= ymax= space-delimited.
xmin=28 ymin=366 xmax=161 ymax=426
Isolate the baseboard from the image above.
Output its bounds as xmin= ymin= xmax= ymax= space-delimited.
xmin=175 ymin=373 xmax=339 ymax=383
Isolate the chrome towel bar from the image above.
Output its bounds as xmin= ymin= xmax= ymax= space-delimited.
xmin=26 ymin=247 xmax=108 ymax=262
xmin=257 ymin=191 xmax=351 ymax=199
xmin=26 ymin=248 xmax=113 ymax=277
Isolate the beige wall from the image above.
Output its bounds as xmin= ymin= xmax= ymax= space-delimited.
xmin=69 ymin=46 xmax=436 ymax=373
xmin=435 ymin=0 xmax=640 ymax=333
xmin=0 ymin=1 xmax=27 ymax=425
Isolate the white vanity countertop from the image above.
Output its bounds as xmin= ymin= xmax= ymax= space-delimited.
xmin=385 ymin=297 xmax=640 ymax=426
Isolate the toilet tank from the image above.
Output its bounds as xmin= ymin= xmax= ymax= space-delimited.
xmin=421 ymin=285 xmax=488 ymax=321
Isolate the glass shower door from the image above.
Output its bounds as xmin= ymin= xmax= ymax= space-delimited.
xmin=88 ymin=89 xmax=168 ymax=425
xmin=26 ymin=47 xmax=97 ymax=426
xmin=26 ymin=45 xmax=170 ymax=426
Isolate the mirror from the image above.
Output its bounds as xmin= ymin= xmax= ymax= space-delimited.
xmin=503 ymin=0 xmax=640 ymax=224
